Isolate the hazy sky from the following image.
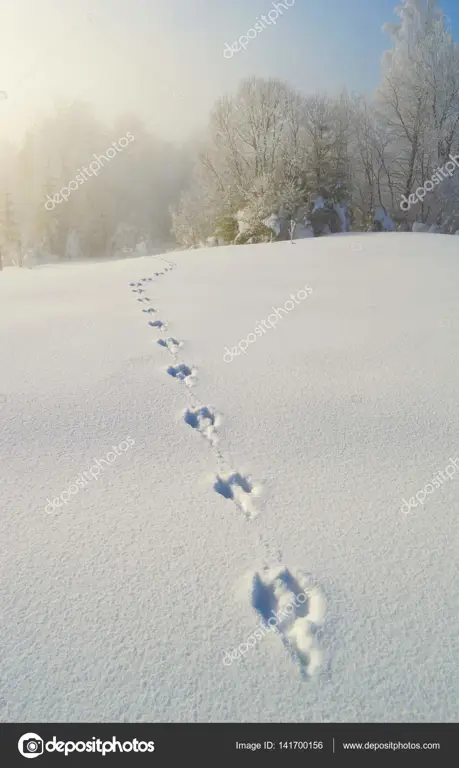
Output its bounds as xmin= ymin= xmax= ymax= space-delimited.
xmin=1 ymin=0 xmax=458 ymax=144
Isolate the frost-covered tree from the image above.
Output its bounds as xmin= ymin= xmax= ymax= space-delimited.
xmin=1 ymin=103 xmax=185 ymax=260
xmin=174 ymin=2 xmax=459 ymax=244
xmin=172 ymin=78 xmax=316 ymax=244
xmin=376 ymin=0 xmax=459 ymax=226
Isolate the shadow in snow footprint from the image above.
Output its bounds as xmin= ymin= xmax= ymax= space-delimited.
xmin=214 ymin=472 xmax=259 ymax=519
xmin=142 ymin=308 xmax=156 ymax=314
xmin=149 ymin=320 xmax=166 ymax=330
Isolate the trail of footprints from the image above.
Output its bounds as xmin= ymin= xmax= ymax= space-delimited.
xmin=128 ymin=257 xmax=326 ymax=676
xmin=129 ymin=260 xmax=258 ymax=516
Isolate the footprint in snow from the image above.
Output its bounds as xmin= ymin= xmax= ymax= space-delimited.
xmin=213 ymin=472 xmax=261 ymax=519
xmin=184 ymin=406 xmax=219 ymax=443
xmin=142 ymin=308 xmax=156 ymax=314
xmin=137 ymin=297 xmax=151 ymax=303
xmin=141 ymin=277 xmax=153 ymax=282
xmin=129 ymin=282 xmax=143 ymax=287
xmin=132 ymin=288 xmax=146 ymax=294
xmin=157 ymin=337 xmax=181 ymax=353
xmin=167 ymin=363 xmax=196 ymax=385
xmin=251 ymin=566 xmax=326 ymax=677
xmin=149 ymin=319 xmax=167 ymax=330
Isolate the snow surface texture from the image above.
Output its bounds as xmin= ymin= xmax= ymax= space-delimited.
xmin=0 ymin=234 xmax=458 ymax=722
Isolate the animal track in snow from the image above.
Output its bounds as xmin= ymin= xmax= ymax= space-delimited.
xmin=132 ymin=288 xmax=146 ymax=294
xmin=127 ymin=260 xmax=329 ymax=678
xmin=152 ymin=266 xmax=173 ymax=277
xmin=213 ymin=472 xmax=260 ymax=519
xmin=184 ymin=406 xmax=219 ymax=443
xmin=167 ymin=363 xmax=196 ymax=385
xmin=157 ymin=337 xmax=182 ymax=353
xmin=251 ymin=566 xmax=326 ymax=676
xmin=141 ymin=277 xmax=153 ymax=282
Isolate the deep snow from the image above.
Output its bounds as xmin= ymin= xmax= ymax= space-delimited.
xmin=0 ymin=233 xmax=457 ymax=722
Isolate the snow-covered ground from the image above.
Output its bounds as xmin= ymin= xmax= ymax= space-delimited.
xmin=0 ymin=233 xmax=457 ymax=723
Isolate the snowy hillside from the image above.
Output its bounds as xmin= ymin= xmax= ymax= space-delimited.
xmin=0 ymin=233 xmax=457 ymax=723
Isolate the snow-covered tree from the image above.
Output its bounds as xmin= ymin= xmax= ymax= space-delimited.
xmin=172 ymin=78 xmax=314 ymax=244
xmin=377 ymin=0 xmax=459 ymax=226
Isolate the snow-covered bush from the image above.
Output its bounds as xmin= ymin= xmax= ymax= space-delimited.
xmin=65 ymin=230 xmax=84 ymax=261
xmin=309 ymin=196 xmax=341 ymax=236
xmin=428 ymin=223 xmax=444 ymax=234
xmin=135 ymin=241 xmax=149 ymax=256
xmin=263 ymin=213 xmax=281 ymax=236
xmin=294 ymin=220 xmax=314 ymax=239
xmin=214 ymin=216 xmax=238 ymax=244
xmin=412 ymin=222 xmax=430 ymax=233
xmin=21 ymin=245 xmax=59 ymax=267
xmin=236 ymin=221 xmax=276 ymax=244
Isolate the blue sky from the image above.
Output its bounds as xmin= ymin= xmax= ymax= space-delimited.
xmin=0 ymin=0 xmax=458 ymax=142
